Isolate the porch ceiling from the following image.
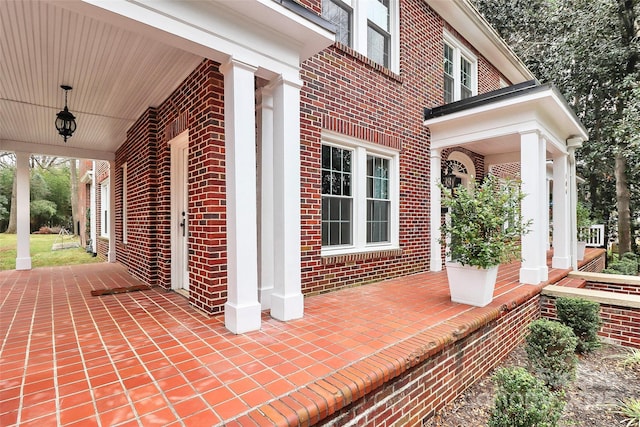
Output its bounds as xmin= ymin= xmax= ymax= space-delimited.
xmin=0 ymin=0 xmax=203 ymax=160
xmin=0 ymin=0 xmax=334 ymax=161
xmin=424 ymin=83 xmax=589 ymax=159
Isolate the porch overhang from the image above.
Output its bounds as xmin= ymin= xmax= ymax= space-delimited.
xmin=425 ymin=82 xmax=589 ymax=284
xmin=424 ymin=81 xmax=589 ymax=157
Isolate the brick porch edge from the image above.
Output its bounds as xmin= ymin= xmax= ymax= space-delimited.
xmin=226 ymin=279 xmax=552 ymax=426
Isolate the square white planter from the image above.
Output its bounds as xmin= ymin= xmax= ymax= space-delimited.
xmin=577 ymin=241 xmax=587 ymax=261
xmin=445 ymin=261 xmax=499 ymax=307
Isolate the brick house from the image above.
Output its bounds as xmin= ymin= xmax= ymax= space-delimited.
xmin=2 ymin=0 xmax=587 ymax=333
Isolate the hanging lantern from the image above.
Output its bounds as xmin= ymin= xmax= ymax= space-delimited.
xmin=55 ymin=85 xmax=77 ymax=142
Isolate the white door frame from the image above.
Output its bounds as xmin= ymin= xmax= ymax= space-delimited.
xmin=170 ymin=130 xmax=190 ymax=291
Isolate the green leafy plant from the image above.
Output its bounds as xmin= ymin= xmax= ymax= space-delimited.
xmin=603 ymin=252 xmax=639 ymax=275
xmin=439 ymin=175 xmax=531 ymax=269
xmin=555 ymin=297 xmax=601 ymax=353
xmin=576 ymin=201 xmax=592 ymax=241
xmin=525 ymin=318 xmax=577 ymax=389
xmin=488 ymin=366 xmax=565 ymax=427
xmin=616 ymin=398 xmax=640 ymax=427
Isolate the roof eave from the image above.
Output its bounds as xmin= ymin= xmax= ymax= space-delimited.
xmin=426 ymin=0 xmax=535 ymax=84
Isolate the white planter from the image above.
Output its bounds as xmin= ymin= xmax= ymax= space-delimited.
xmin=577 ymin=241 xmax=587 ymax=261
xmin=445 ymin=261 xmax=499 ymax=307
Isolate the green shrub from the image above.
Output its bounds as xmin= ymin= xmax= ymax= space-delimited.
xmin=488 ymin=367 xmax=565 ymax=427
xmin=556 ymin=297 xmax=601 ymax=353
xmin=525 ymin=318 xmax=577 ymax=389
xmin=604 ymin=252 xmax=639 ymax=275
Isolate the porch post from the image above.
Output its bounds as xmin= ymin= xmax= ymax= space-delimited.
xmin=567 ymin=138 xmax=583 ymax=270
xmin=270 ymin=75 xmax=304 ymax=321
xmin=257 ymin=85 xmax=275 ymax=310
xmin=430 ymin=148 xmax=443 ymax=272
xmin=108 ymin=160 xmax=116 ymax=263
xmin=519 ymin=131 xmax=548 ymax=284
xmin=90 ymin=161 xmax=97 ymax=256
xmin=15 ymin=151 xmax=31 ymax=270
xmin=220 ymin=58 xmax=262 ymax=333
xmin=551 ymin=153 xmax=571 ymax=268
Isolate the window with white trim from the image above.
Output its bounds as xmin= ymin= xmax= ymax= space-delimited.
xmin=100 ymin=179 xmax=109 ymax=238
xmin=321 ymin=133 xmax=399 ymax=254
xmin=322 ymin=0 xmax=399 ymax=72
xmin=121 ymin=163 xmax=127 ymax=244
xmin=443 ymin=32 xmax=477 ymax=103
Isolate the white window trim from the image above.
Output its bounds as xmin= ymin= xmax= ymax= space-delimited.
xmin=100 ymin=179 xmax=110 ymax=238
xmin=443 ymin=30 xmax=478 ymax=101
xmin=329 ymin=0 xmax=400 ymax=73
xmin=321 ymin=131 xmax=400 ymax=256
xmin=121 ymin=163 xmax=127 ymax=244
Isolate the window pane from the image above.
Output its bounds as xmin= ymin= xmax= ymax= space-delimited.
xmin=322 ymin=0 xmax=352 ymax=46
xmin=342 ymin=172 xmax=351 ymax=196
xmin=443 ymin=44 xmax=454 ymax=76
xmin=331 ymin=146 xmax=342 ymax=172
xmin=342 ymin=149 xmax=351 ymax=173
xmin=367 ymin=25 xmax=389 ymax=67
xmin=322 ymin=170 xmax=331 ymax=194
xmin=322 ymin=195 xmax=353 ymax=247
xmin=322 ymin=145 xmax=330 ymax=169
xmin=367 ymin=200 xmax=389 ymax=243
xmin=329 ymin=197 xmax=340 ymax=220
xmin=444 ymin=75 xmax=454 ymax=103
xmin=329 ymin=222 xmax=340 ymax=245
xmin=461 ymin=57 xmax=472 ymax=99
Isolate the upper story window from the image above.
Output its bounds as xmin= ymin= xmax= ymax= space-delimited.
xmin=322 ymin=0 xmax=399 ymax=73
xmin=443 ymin=31 xmax=477 ymax=103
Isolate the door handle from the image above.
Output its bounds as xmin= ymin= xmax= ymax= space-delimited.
xmin=179 ymin=212 xmax=186 ymax=237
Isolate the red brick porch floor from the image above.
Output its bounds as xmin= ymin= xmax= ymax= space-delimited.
xmin=0 ymin=249 xmax=603 ymax=426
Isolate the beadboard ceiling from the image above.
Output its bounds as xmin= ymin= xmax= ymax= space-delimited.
xmin=0 ymin=0 xmax=203 ymax=159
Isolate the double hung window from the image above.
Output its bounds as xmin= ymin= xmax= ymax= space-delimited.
xmin=443 ymin=32 xmax=477 ymax=103
xmin=321 ymin=133 xmax=398 ymax=254
xmin=322 ymin=0 xmax=398 ymax=72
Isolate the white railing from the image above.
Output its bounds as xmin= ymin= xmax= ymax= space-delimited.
xmin=580 ymin=224 xmax=605 ymax=247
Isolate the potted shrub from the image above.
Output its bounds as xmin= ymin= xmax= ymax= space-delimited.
xmin=576 ymin=201 xmax=591 ymax=261
xmin=439 ymin=175 xmax=530 ymax=306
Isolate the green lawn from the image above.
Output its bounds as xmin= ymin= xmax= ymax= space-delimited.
xmin=0 ymin=233 xmax=103 ymax=270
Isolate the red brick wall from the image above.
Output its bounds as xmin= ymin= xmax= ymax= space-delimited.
xmin=115 ymin=60 xmax=227 ymax=314
xmin=541 ymin=296 xmax=640 ymax=349
xmin=322 ymin=294 xmax=540 ymax=425
xmin=298 ymin=0 xmax=506 ymax=296
xmin=586 ymin=281 xmax=640 ymax=295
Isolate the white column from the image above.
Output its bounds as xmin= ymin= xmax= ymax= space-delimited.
xmin=567 ymin=138 xmax=583 ymax=270
xmin=15 ymin=152 xmax=31 ymax=270
xmin=220 ymin=58 xmax=262 ymax=333
xmin=257 ymin=85 xmax=275 ymax=310
xmin=519 ymin=131 xmax=548 ymax=284
xmin=430 ymin=148 xmax=443 ymax=272
xmin=270 ymin=75 xmax=304 ymax=321
xmin=90 ymin=161 xmax=97 ymax=255
xmin=108 ymin=161 xmax=116 ymax=263
xmin=551 ymin=154 xmax=571 ymax=268
xmin=544 ymin=177 xmax=551 ymax=251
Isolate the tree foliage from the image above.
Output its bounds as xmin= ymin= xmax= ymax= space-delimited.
xmin=473 ymin=0 xmax=640 ymax=253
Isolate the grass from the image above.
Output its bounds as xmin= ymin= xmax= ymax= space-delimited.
xmin=0 ymin=233 xmax=102 ymax=270
xmin=617 ymin=398 xmax=640 ymax=427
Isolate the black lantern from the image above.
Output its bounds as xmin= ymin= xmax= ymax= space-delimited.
xmin=442 ymin=168 xmax=457 ymax=192
xmin=55 ymin=85 xmax=76 ymax=142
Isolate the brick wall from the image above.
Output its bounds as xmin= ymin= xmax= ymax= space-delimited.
xmin=298 ymin=0 xmax=507 ymax=296
xmin=115 ymin=60 xmax=227 ymax=314
xmin=586 ymin=281 xmax=640 ymax=295
xmin=580 ymin=253 xmax=607 ymax=272
xmin=321 ymin=295 xmax=540 ymax=425
xmin=541 ymin=296 xmax=640 ymax=349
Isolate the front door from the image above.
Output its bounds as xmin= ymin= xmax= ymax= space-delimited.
xmin=171 ymin=131 xmax=189 ymax=292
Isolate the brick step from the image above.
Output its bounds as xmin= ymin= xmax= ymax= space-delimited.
xmin=555 ymin=277 xmax=587 ymax=288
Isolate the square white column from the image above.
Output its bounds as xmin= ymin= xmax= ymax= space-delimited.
xmin=519 ymin=131 xmax=549 ymax=284
xmin=270 ymin=75 xmax=304 ymax=321
xmin=257 ymin=86 xmax=275 ymax=310
xmin=430 ymin=149 xmax=443 ymax=272
xmin=15 ymin=151 xmax=31 ymax=270
xmin=108 ymin=161 xmax=117 ymax=263
xmin=551 ymin=154 xmax=571 ymax=268
xmin=220 ymin=59 xmax=262 ymax=334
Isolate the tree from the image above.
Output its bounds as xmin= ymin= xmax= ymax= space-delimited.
xmin=473 ymin=0 xmax=640 ymax=254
